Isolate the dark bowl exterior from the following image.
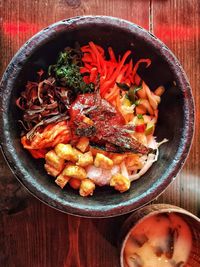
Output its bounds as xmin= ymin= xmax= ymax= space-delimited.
xmin=0 ymin=16 xmax=194 ymax=217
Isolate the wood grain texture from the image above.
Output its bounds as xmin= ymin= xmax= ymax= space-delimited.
xmin=152 ymin=0 xmax=200 ymax=216
xmin=0 ymin=0 xmax=150 ymax=77
xmin=0 ymin=1 xmax=150 ymax=266
xmin=0 ymin=0 xmax=199 ymax=266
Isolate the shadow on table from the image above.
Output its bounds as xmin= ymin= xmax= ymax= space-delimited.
xmin=91 ymin=213 xmax=131 ymax=247
xmin=0 ymin=149 xmax=30 ymax=214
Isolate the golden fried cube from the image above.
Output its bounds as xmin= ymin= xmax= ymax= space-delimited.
xmin=44 ymin=163 xmax=61 ymax=177
xmin=76 ymin=137 xmax=89 ymax=153
xmin=111 ymin=153 xmax=127 ymax=165
xmin=45 ymin=150 xmax=64 ymax=172
xmin=110 ymin=173 xmax=130 ymax=193
xmin=55 ymin=174 xmax=70 ymax=189
xmin=76 ymin=151 xmax=93 ymax=167
xmin=54 ymin=143 xmax=78 ymax=162
xmin=62 ymin=164 xmax=87 ymax=180
xmin=73 ymin=148 xmax=83 ymax=158
xmin=125 ymin=154 xmax=143 ymax=170
xmin=94 ymin=153 xmax=113 ymax=169
xmin=79 ymin=178 xmax=95 ymax=197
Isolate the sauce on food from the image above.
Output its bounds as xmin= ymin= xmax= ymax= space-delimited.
xmin=123 ymin=213 xmax=192 ymax=267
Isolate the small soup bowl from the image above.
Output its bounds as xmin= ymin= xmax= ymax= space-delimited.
xmin=119 ymin=204 xmax=200 ymax=266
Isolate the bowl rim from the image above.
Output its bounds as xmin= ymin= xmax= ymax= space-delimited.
xmin=0 ymin=15 xmax=195 ymax=217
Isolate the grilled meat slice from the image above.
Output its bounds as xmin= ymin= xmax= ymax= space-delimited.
xmin=75 ymin=124 xmax=96 ymax=137
xmin=69 ymin=93 xmax=153 ymax=154
xmin=100 ymin=126 xmax=152 ymax=154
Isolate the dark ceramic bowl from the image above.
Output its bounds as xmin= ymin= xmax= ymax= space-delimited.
xmin=0 ymin=16 xmax=194 ymax=217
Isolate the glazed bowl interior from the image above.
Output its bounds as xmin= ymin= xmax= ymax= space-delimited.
xmin=0 ymin=16 xmax=194 ymax=217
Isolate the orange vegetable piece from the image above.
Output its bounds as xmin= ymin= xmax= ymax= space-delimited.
xmin=21 ymin=121 xmax=71 ymax=150
xmin=69 ymin=178 xmax=81 ymax=190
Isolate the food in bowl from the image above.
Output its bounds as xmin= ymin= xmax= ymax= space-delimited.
xmin=0 ymin=16 xmax=194 ymax=215
xmin=16 ymin=41 xmax=167 ymax=196
xmin=123 ymin=212 xmax=192 ymax=267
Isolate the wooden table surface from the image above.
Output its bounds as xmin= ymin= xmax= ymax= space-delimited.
xmin=0 ymin=0 xmax=199 ymax=266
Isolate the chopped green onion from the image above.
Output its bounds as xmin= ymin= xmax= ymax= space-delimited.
xmin=134 ymin=99 xmax=141 ymax=106
xmin=137 ymin=114 xmax=143 ymax=119
xmin=127 ymin=85 xmax=142 ymax=103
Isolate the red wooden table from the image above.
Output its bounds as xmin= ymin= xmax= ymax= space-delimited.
xmin=0 ymin=1 xmax=199 ymax=266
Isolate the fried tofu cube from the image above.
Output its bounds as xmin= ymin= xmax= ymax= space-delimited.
xmin=94 ymin=153 xmax=113 ymax=169
xmin=54 ymin=143 xmax=78 ymax=162
xmin=79 ymin=178 xmax=95 ymax=197
xmin=55 ymin=174 xmax=70 ymax=189
xmin=110 ymin=173 xmax=130 ymax=193
xmin=69 ymin=178 xmax=81 ymax=190
xmin=125 ymin=154 xmax=143 ymax=170
xmin=76 ymin=137 xmax=89 ymax=153
xmin=76 ymin=151 xmax=93 ymax=167
xmin=111 ymin=153 xmax=127 ymax=165
xmin=44 ymin=163 xmax=61 ymax=177
xmin=73 ymin=148 xmax=83 ymax=158
xmin=62 ymin=164 xmax=87 ymax=180
xmin=45 ymin=150 xmax=65 ymax=172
